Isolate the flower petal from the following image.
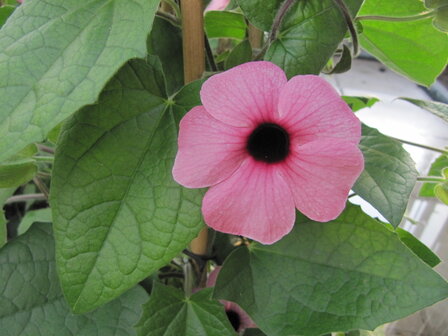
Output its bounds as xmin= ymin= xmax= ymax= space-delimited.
xmin=205 ymin=0 xmax=230 ymax=11
xmin=280 ymin=140 xmax=364 ymax=221
xmin=202 ymin=159 xmax=295 ymax=244
xmin=277 ymin=75 xmax=361 ymax=145
xmin=173 ymin=106 xmax=248 ymax=188
xmin=200 ymin=61 xmax=287 ymax=127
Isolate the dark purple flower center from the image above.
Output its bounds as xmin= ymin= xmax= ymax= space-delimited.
xmin=247 ymin=123 xmax=290 ymax=163
xmin=226 ymin=309 xmax=241 ymax=331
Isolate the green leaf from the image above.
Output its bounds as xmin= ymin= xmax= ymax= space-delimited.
xmin=419 ymin=154 xmax=448 ymax=197
xmin=328 ymin=45 xmax=352 ymax=74
xmin=0 ymin=223 xmax=148 ymax=336
xmin=353 ymin=124 xmax=418 ymax=227
xmin=264 ymin=0 xmax=364 ymax=77
xmin=0 ymin=5 xmax=15 ymax=27
xmin=18 ymin=208 xmax=52 ymax=235
xmin=0 ymin=0 xmax=160 ymax=162
xmin=433 ymin=5 xmax=448 ymax=32
xmin=214 ymin=204 xmax=448 ymax=336
xmin=225 ymin=40 xmax=253 ymax=70
xmin=136 ymin=283 xmax=236 ymax=336
xmin=435 ymin=182 xmax=448 ymax=204
xmin=400 ymin=98 xmax=448 ymax=124
xmin=148 ymin=17 xmax=183 ymax=95
xmin=51 ymin=59 xmax=204 ymax=313
xmin=425 ymin=0 xmax=448 ymax=9
xmin=343 ymin=96 xmax=379 ymax=112
xmin=358 ymin=0 xmax=448 ymax=86
xmin=0 ymin=161 xmax=37 ymax=188
xmin=47 ymin=123 xmax=63 ymax=144
xmin=237 ymin=0 xmax=281 ymax=31
xmin=395 ymin=228 xmax=441 ymax=267
xmin=205 ymin=10 xmax=247 ymax=40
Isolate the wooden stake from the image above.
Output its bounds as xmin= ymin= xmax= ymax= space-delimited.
xmin=248 ymin=24 xmax=263 ymax=49
xmin=181 ymin=0 xmax=208 ymax=258
xmin=181 ymin=0 xmax=205 ymax=84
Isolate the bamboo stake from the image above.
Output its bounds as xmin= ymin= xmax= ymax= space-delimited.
xmin=248 ymin=24 xmax=263 ymax=50
xmin=181 ymin=0 xmax=208 ymax=257
xmin=181 ymin=0 xmax=205 ymax=84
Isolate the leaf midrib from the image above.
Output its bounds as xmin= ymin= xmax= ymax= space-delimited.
xmin=71 ymin=103 xmax=169 ymax=310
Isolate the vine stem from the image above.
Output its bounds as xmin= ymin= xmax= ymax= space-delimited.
xmin=391 ymin=137 xmax=448 ymax=155
xmin=33 ymin=177 xmax=49 ymax=199
xmin=357 ymin=11 xmax=434 ymax=22
xmin=180 ymin=0 xmax=208 ymax=288
xmin=5 ymin=193 xmax=46 ymax=204
xmin=332 ymin=0 xmax=358 ymax=55
xmin=255 ymin=0 xmax=296 ymax=60
xmin=417 ymin=176 xmax=446 ymax=183
xmin=37 ymin=144 xmax=55 ymax=154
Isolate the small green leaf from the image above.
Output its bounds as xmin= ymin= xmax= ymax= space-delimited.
xmin=400 ymin=98 xmax=448 ymax=124
xmin=0 ymin=223 xmax=148 ymax=336
xmin=395 ymin=228 xmax=441 ymax=267
xmin=205 ymin=10 xmax=247 ymax=40
xmin=435 ymin=183 xmax=448 ymax=204
xmin=0 ymin=0 xmax=160 ymax=162
xmin=237 ymin=0 xmax=282 ymax=31
xmin=0 ymin=5 xmax=14 ymax=27
xmin=47 ymin=123 xmax=63 ymax=144
xmin=354 ymin=124 xmax=418 ymax=227
xmin=433 ymin=5 xmax=448 ymax=32
xmin=0 ymin=161 xmax=37 ymax=188
xmin=214 ymin=204 xmax=448 ymax=336
xmin=358 ymin=0 xmax=448 ymax=86
xmin=18 ymin=208 xmax=52 ymax=235
xmin=225 ymin=40 xmax=253 ymax=70
xmin=136 ymin=283 xmax=236 ymax=336
xmin=328 ymin=45 xmax=352 ymax=74
xmin=343 ymin=96 xmax=379 ymax=112
xmin=264 ymin=0 xmax=364 ymax=77
xmin=148 ymin=17 xmax=183 ymax=94
xmin=419 ymin=154 xmax=448 ymax=197
xmin=425 ymin=0 xmax=448 ymax=9
xmin=51 ymin=59 xmax=204 ymax=313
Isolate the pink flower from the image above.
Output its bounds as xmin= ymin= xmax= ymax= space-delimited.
xmin=205 ymin=0 xmax=230 ymax=12
xmin=173 ymin=61 xmax=364 ymax=244
xmin=207 ymin=267 xmax=256 ymax=332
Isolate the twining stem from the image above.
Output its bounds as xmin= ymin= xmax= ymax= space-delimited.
xmin=357 ymin=11 xmax=434 ymax=22
xmin=332 ymin=0 xmax=358 ymax=55
xmin=269 ymin=0 xmax=296 ymax=43
xmin=417 ymin=176 xmax=446 ymax=183
xmin=205 ymin=34 xmax=218 ymax=72
xmin=33 ymin=177 xmax=49 ymax=199
xmin=37 ymin=144 xmax=55 ymax=154
xmin=5 ymin=193 xmax=46 ymax=204
xmin=255 ymin=0 xmax=296 ymax=60
xmin=391 ymin=137 xmax=448 ymax=155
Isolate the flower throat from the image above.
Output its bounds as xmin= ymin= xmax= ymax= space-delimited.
xmin=247 ymin=123 xmax=290 ymax=163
